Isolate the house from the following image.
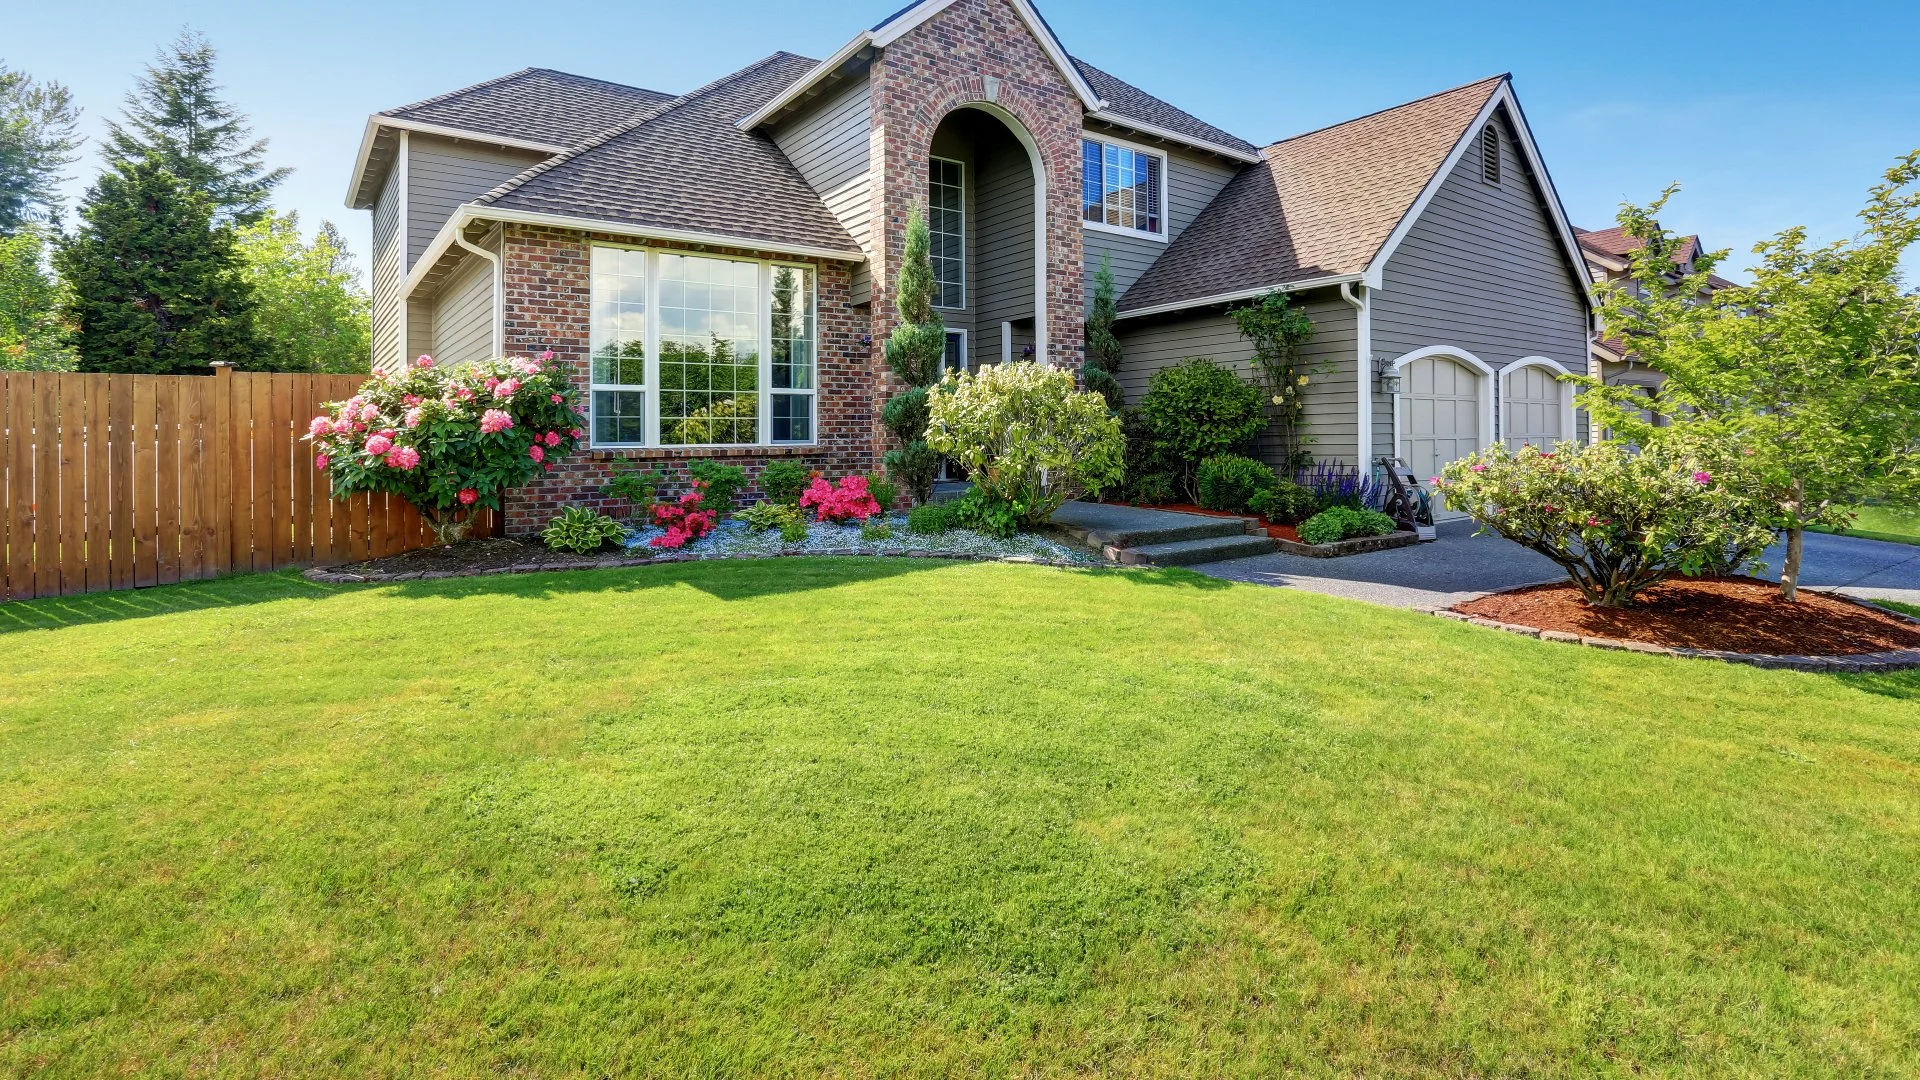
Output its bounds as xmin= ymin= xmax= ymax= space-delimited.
xmin=345 ymin=0 xmax=1594 ymax=531
xmin=1576 ymin=225 xmax=1738 ymax=423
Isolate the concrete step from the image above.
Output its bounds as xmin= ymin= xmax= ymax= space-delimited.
xmin=1049 ymin=502 xmax=1253 ymax=550
xmin=1115 ymin=533 xmax=1278 ymax=567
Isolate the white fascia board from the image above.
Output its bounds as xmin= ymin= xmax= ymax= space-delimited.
xmin=1113 ymin=273 xmax=1363 ymax=321
xmin=1362 ymin=82 xmax=1594 ymax=302
xmin=344 ymin=116 xmax=570 ymax=209
xmin=1085 ymin=111 xmax=1262 ymax=164
xmin=737 ymin=33 xmax=875 ymax=130
xmin=402 ymin=205 xmax=867 ymax=298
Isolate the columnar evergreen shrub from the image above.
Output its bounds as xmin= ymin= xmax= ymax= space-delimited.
xmin=1137 ymin=359 xmax=1266 ymax=502
xmin=925 ymin=361 xmax=1124 ymax=529
xmin=1082 ymin=256 xmax=1124 ymax=408
xmin=882 ymin=207 xmax=945 ymax=505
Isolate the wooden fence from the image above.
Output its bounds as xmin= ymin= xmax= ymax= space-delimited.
xmin=0 ymin=365 xmax=479 ymax=602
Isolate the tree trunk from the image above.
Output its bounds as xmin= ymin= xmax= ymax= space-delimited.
xmin=1780 ymin=478 xmax=1806 ymax=602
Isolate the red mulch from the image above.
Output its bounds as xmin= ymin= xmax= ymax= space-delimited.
xmin=1106 ymin=501 xmax=1301 ymax=542
xmin=1455 ymin=576 xmax=1920 ymax=655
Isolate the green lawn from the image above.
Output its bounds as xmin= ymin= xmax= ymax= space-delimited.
xmin=4 ymin=560 xmax=1919 ymax=1077
xmin=1817 ymin=504 xmax=1920 ymax=546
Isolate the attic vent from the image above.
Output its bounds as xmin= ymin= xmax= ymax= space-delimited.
xmin=1480 ymin=125 xmax=1501 ymax=185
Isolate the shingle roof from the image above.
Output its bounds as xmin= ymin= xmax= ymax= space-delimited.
xmin=1577 ymin=227 xmax=1739 ymax=288
xmin=1119 ymin=75 xmax=1505 ymax=314
xmin=381 ymin=68 xmax=676 ymax=148
xmin=1072 ymin=59 xmax=1259 ymax=157
xmin=479 ymin=53 xmax=862 ymax=256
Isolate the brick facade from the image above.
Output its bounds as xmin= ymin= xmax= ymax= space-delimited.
xmin=496 ymin=223 xmax=874 ymax=535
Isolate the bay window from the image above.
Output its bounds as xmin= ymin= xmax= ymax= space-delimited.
xmin=1082 ymin=137 xmax=1164 ymax=237
xmin=588 ymin=244 xmax=818 ymax=448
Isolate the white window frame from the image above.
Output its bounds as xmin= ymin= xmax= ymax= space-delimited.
xmin=1081 ymin=133 xmax=1169 ymax=243
xmin=928 ymin=155 xmax=966 ymax=311
xmin=587 ymin=243 xmax=819 ymax=451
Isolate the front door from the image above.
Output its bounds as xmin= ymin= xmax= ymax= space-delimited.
xmin=1399 ymin=355 xmax=1482 ymax=519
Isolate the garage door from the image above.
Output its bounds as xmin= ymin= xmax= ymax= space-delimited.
xmin=1504 ymin=365 xmax=1563 ymax=450
xmin=1400 ymin=356 xmax=1482 ymax=518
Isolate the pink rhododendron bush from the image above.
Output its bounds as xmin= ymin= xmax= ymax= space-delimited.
xmin=650 ymin=479 xmax=720 ymax=549
xmin=308 ymin=354 xmax=586 ymax=544
xmin=1435 ymin=440 xmax=1773 ymax=608
xmin=800 ymin=475 xmax=882 ymax=524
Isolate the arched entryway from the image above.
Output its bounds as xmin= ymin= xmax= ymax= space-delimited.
xmin=1502 ymin=356 xmax=1576 ymax=450
xmin=1392 ymin=347 xmax=1495 ymax=519
xmin=924 ymin=105 xmax=1046 ymax=374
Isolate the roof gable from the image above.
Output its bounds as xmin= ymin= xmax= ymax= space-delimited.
xmin=1072 ymin=59 xmax=1259 ymax=159
xmin=383 ymin=69 xmax=676 ymax=148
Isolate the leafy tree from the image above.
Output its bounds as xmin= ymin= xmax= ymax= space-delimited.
xmin=104 ymin=30 xmax=289 ymax=223
xmin=0 ymin=226 xmax=76 ymax=370
xmin=1578 ymin=155 xmax=1920 ymax=601
xmin=1230 ymin=290 xmax=1315 ymax=470
xmin=924 ymin=361 xmax=1124 ymax=528
xmin=1082 ymin=255 xmax=1123 ymax=407
xmin=233 ymin=211 xmax=371 ymax=373
xmin=0 ymin=62 xmax=84 ymax=232
xmin=55 ymin=156 xmax=263 ymax=374
xmin=881 ymin=206 xmax=946 ymax=504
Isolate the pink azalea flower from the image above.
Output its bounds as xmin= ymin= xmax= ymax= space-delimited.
xmin=528 ymin=444 xmax=545 ymax=462
xmin=307 ymin=415 xmax=331 ymax=437
xmin=1470 ymin=464 xmax=1487 ymax=473
xmin=479 ymin=409 xmax=514 ymax=435
xmin=416 ymin=355 xmax=435 ymax=368
xmin=570 ymin=427 xmax=584 ymax=439
xmin=544 ymin=431 xmax=561 ymax=447
xmin=385 ymin=446 xmax=421 ymax=470
xmin=403 ymin=394 xmax=422 ymax=406
xmin=360 ymin=404 xmax=381 ymax=423
xmin=314 ymin=453 xmax=329 ymax=470
xmin=494 ymin=378 xmax=522 ymax=399
xmin=539 ymin=351 xmax=554 ymax=361
xmin=484 ymin=376 xmax=500 ymax=390
xmin=364 ymin=434 xmax=393 ymax=456
xmin=550 ymin=394 xmax=563 ymax=404
xmin=405 ymin=407 xmax=425 ymax=427
xmin=1692 ymin=471 xmax=1713 ymax=485
xmin=458 ymin=487 xmax=479 ymax=505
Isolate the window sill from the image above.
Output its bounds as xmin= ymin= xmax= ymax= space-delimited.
xmin=587 ymin=444 xmax=823 ymax=461
xmin=1083 ymin=219 xmax=1168 ymax=244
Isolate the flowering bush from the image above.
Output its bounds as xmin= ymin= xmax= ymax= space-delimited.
xmin=800 ymin=475 xmax=883 ymax=524
xmin=1436 ymin=441 xmax=1774 ymax=607
xmin=925 ymin=361 xmax=1124 ymax=529
xmin=307 ymin=353 xmax=585 ymax=544
xmin=650 ymin=480 xmax=719 ymax=549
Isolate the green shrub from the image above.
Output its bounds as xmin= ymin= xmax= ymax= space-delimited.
xmin=881 ymin=387 xmax=932 ymax=443
xmin=950 ymin=487 xmax=1022 ymax=540
xmin=1299 ymin=506 xmax=1398 ymax=546
xmin=542 ymin=506 xmax=628 ymax=554
xmin=758 ymin=461 xmax=812 ymax=507
xmin=1138 ymin=359 xmax=1267 ymax=501
xmin=1247 ymin=479 xmax=1316 ymax=524
xmin=907 ymin=502 xmax=955 ymax=535
xmin=739 ymin=501 xmax=802 ymax=532
xmin=687 ymin=460 xmax=747 ymax=516
xmin=1127 ymin=471 xmax=1176 ymax=507
xmin=1196 ymin=454 xmax=1279 ymax=513
xmin=861 ymin=521 xmax=894 ymax=542
xmin=865 ymin=474 xmax=897 ymax=514
xmin=779 ymin=519 xmax=809 ymax=544
xmin=924 ymin=361 xmax=1123 ymax=529
xmin=605 ymin=465 xmax=666 ymax=519
xmin=884 ymin=440 xmax=940 ymax=509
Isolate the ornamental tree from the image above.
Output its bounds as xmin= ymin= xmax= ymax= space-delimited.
xmin=1576 ymin=154 xmax=1920 ymax=601
xmin=1436 ymin=441 xmax=1775 ymax=608
xmin=1082 ymin=255 xmax=1124 ymax=408
xmin=881 ymin=205 xmax=946 ymax=505
xmin=1230 ymin=290 xmax=1315 ymax=469
xmin=924 ymin=360 xmax=1124 ymax=528
xmin=307 ymin=353 xmax=586 ymax=544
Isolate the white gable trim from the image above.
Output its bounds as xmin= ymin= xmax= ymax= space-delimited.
xmin=739 ymin=0 xmax=1105 ymax=131
xmin=1362 ymin=82 xmax=1592 ymax=303
xmin=344 ymin=116 xmax=569 ymax=209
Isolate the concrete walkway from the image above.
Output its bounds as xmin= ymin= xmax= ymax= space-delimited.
xmin=1192 ymin=518 xmax=1920 ymax=610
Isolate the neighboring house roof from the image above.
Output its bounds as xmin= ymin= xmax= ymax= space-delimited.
xmin=1071 ymin=59 xmax=1260 ymax=158
xmin=475 ymin=53 xmax=863 ymax=257
xmin=381 ymin=68 xmax=677 ymax=149
xmin=1118 ymin=75 xmax=1509 ymax=315
xmin=1576 ymin=226 xmax=1738 ymax=289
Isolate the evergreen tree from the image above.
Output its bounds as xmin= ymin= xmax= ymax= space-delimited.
xmin=234 ymin=211 xmax=371 ymax=373
xmin=882 ymin=207 xmax=946 ymax=505
xmin=0 ymin=62 xmax=84 ymax=232
xmin=104 ymin=30 xmax=288 ymax=223
xmin=1081 ymin=255 xmax=1124 ymax=408
xmin=55 ymin=156 xmax=263 ymax=374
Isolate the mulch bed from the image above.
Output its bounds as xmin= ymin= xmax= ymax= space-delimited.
xmin=1106 ymin=501 xmax=1301 ymax=542
xmin=1454 ymin=576 xmax=1920 ymax=656
xmin=330 ymin=538 xmax=618 ymax=577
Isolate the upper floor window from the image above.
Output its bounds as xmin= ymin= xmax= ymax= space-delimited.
xmin=929 ymin=157 xmax=965 ymax=309
xmin=1082 ymin=137 xmax=1163 ymax=237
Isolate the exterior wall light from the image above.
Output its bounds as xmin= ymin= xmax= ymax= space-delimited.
xmin=1374 ymin=356 xmax=1402 ymax=395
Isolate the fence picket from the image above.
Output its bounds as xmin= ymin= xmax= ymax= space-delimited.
xmin=85 ymin=375 xmax=110 ymax=591
xmin=109 ymin=377 xmax=133 ymax=591
xmin=131 ymin=378 xmax=157 ymax=589
xmin=155 ymin=378 xmax=180 ymax=586
xmin=34 ymin=374 xmax=59 ymax=597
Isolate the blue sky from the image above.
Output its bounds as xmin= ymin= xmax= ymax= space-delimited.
xmin=11 ymin=0 xmax=1919 ymax=283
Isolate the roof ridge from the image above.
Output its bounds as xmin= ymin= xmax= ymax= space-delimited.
xmin=1266 ymin=73 xmax=1507 ymax=150
xmin=521 ymin=67 xmax=669 ymax=98
xmin=381 ymin=67 xmax=544 ymax=118
xmin=476 ymin=52 xmax=815 ymax=208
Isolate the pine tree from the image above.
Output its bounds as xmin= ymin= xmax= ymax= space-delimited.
xmin=0 ymin=62 xmax=84 ymax=232
xmin=882 ymin=207 xmax=946 ymax=504
xmin=1082 ymin=255 xmax=1124 ymax=408
xmin=104 ymin=30 xmax=289 ymax=223
xmin=55 ymin=156 xmax=263 ymax=374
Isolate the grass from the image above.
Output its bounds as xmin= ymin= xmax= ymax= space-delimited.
xmin=3 ymin=560 xmax=1919 ymax=1076
xmin=1815 ymin=504 xmax=1920 ymax=546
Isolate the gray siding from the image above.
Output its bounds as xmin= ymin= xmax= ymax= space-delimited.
xmin=406 ymin=135 xmax=546 ymax=271
xmin=770 ymin=77 xmax=874 ymax=304
xmin=430 ymin=250 xmax=495 ymax=367
xmin=972 ymin=134 xmax=1035 ymax=368
xmin=1083 ymin=142 xmax=1241 ymax=308
xmin=1370 ymin=106 xmax=1590 ymax=454
xmin=1115 ymin=289 xmax=1360 ymax=468
xmin=370 ymin=166 xmax=403 ymax=373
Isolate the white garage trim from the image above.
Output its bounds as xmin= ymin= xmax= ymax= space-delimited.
xmin=1388 ymin=346 xmax=1496 ymax=476
xmin=1501 ymin=356 xmax=1576 ymax=448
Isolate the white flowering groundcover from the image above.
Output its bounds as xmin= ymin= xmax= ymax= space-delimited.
xmin=622 ymin=513 xmax=1101 ymax=565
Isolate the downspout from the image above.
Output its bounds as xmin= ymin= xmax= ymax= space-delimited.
xmin=451 ymin=221 xmax=503 ymax=360
xmin=1339 ymin=281 xmax=1371 ymax=470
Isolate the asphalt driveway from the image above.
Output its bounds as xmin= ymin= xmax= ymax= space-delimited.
xmin=1195 ymin=519 xmax=1920 ymax=611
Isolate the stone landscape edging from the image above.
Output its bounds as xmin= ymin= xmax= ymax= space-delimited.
xmin=1421 ymin=588 xmax=1920 ymax=673
xmin=1272 ymin=530 xmax=1420 ymax=559
xmin=302 ymin=547 xmax=1106 ymax=585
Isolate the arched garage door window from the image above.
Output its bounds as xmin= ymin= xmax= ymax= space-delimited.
xmin=1502 ymin=357 xmax=1575 ymax=450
